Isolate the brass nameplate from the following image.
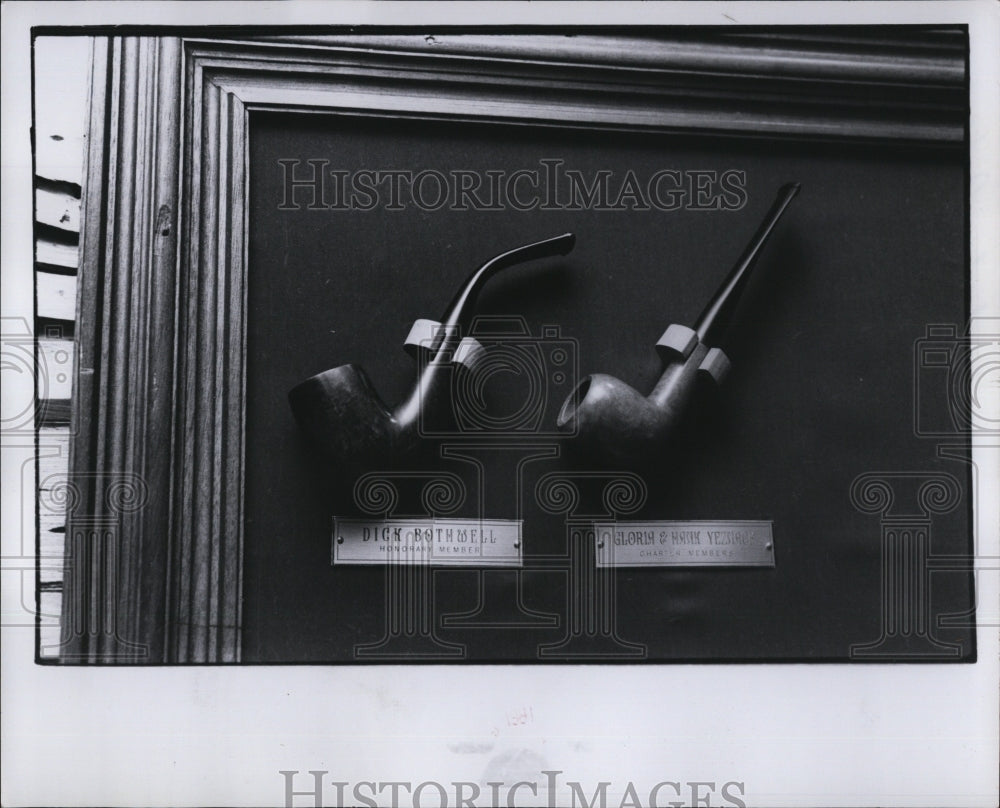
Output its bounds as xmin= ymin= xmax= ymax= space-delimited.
xmin=594 ymin=520 xmax=774 ymax=567
xmin=332 ymin=518 xmax=522 ymax=567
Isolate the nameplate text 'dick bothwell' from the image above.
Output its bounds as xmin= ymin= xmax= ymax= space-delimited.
xmin=332 ymin=518 xmax=522 ymax=567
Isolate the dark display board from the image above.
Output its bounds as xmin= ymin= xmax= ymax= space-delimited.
xmin=243 ymin=112 xmax=973 ymax=662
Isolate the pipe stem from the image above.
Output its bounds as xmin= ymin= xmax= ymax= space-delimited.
xmin=694 ymin=183 xmax=799 ymax=345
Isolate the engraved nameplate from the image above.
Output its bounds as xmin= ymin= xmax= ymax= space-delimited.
xmin=594 ymin=520 xmax=774 ymax=567
xmin=332 ymin=518 xmax=522 ymax=567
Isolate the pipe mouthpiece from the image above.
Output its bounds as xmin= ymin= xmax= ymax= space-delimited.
xmin=442 ymin=232 xmax=577 ymax=333
xmin=779 ymin=182 xmax=801 ymax=199
xmin=694 ymin=182 xmax=800 ymax=344
xmin=488 ymin=232 xmax=576 ymax=271
xmin=551 ymin=232 xmax=576 ymax=256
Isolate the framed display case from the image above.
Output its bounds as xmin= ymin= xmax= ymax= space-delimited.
xmin=60 ymin=29 xmax=974 ymax=664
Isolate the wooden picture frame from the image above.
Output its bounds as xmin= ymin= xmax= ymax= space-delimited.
xmin=63 ymin=30 xmax=967 ymax=663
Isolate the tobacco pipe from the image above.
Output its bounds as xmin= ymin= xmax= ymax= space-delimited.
xmin=556 ymin=183 xmax=800 ymax=463
xmin=289 ymin=233 xmax=576 ymax=466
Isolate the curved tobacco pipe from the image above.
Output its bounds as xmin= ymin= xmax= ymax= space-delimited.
xmin=289 ymin=233 xmax=576 ymax=466
xmin=556 ymin=183 xmax=800 ymax=463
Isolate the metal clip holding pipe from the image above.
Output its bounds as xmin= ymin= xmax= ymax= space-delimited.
xmin=556 ymin=183 xmax=800 ymax=463
xmin=288 ymin=233 xmax=576 ymax=467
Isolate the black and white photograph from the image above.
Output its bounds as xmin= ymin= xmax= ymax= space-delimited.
xmin=2 ymin=1 xmax=998 ymax=806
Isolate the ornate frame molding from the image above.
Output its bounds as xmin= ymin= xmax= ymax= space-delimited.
xmin=63 ymin=30 xmax=967 ymax=663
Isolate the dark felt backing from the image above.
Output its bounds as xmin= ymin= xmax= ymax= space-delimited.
xmin=242 ymin=112 xmax=972 ymax=663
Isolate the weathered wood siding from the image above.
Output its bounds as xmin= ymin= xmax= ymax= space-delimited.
xmin=33 ymin=37 xmax=90 ymax=659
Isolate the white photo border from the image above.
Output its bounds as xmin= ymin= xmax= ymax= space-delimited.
xmin=2 ymin=2 xmax=997 ymax=807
